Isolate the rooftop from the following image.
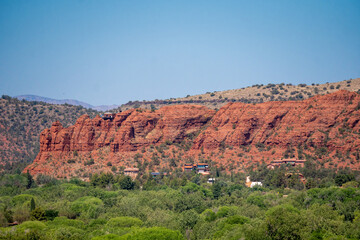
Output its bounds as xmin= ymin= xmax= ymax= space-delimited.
xmin=124 ymin=168 xmax=139 ymax=172
xmin=272 ymin=159 xmax=306 ymax=163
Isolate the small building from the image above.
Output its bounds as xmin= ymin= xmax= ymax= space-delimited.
xmin=250 ymin=182 xmax=263 ymax=188
xmin=102 ymin=112 xmax=115 ymax=120
xmin=267 ymin=159 xmax=306 ymax=169
xmin=246 ymin=176 xmax=262 ymax=188
xmin=124 ymin=168 xmax=139 ymax=179
xmin=150 ymin=172 xmax=168 ymax=177
xmin=197 ymin=163 xmax=209 ymax=174
xmin=183 ymin=163 xmax=210 ymax=175
xmin=184 ymin=163 xmax=196 ymax=172
xmin=207 ymin=178 xmax=216 ymax=184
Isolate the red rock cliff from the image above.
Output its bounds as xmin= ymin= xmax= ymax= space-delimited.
xmin=193 ymin=90 xmax=360 ymax=151
xmin=38 ymin=105 xmax=215 ymax=153
xmin=25 ymin=91 xmax=360 ymax=178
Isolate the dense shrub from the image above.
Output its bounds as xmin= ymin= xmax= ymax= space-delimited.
xmin=0 ymin=171 xmax=359 ymax=239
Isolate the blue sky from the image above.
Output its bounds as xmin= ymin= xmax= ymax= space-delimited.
xmin=1 ymin=0 xmax=359 ymax=105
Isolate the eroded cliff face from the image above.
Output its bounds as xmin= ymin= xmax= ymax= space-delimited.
xmin=25 ymin=105 xmax=216 ymax=177
xmin=25 ymin=91 xmax=360 ymax=178
xmin=193 ymin=90 xmax=360 ymax=151
xmin=38 ymin=105 xmax=215 ymax=153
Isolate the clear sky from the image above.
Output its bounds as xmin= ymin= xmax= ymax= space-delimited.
xmin=1 ymin=0 xmax=359 ymax=106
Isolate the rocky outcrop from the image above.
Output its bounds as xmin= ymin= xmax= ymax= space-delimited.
xmin=193 ymin=90 xmax=360 ymax=151
xmin=37 ymin=105 xmax=215 ymax=153
xmin=24 ymin=91 xmax=360 ymax=177
xmin=25 ymin=105 xmax=215 ymax=177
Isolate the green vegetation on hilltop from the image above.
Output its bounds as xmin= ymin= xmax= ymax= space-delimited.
xmin=0 ymin=95 xmax=99 ymax=173
xmin=118 ymin=78 xmax=360 ymax=111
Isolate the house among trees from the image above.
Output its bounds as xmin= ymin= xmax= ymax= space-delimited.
xmin=150 ymin=172 xmax=168 ymax=177
xmin=124 ymin=168 xmax=139 ymax=179
xmin=183 ymin=163 xmax=196 ymax=172
xmin=207 ymin=178 xmax=216 ymax=184
xmin=183 ymin=163 xmax=210 ymax=175
xmin=267 ymin=159 xmax=306 ymax=169
xmin=151 ymin=172 xmax=160 ymax=177
xmin=245 ymin=176 xmax=262 ymax=188
xmin=197 ymin=163 xmax=209 ymax=175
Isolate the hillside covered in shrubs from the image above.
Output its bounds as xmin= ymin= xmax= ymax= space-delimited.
xmin=119 ymin=78 xmax=360 ymax=111
xmin=0 ymin=95 xmax=98 ymax=173
xmin=0 ymin=164 xmax=359 ymax=239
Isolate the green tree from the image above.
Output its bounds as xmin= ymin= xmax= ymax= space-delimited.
xmin=335 ymin=173 xmax=355 ymax=186
xmin=30 ymin=207 xmax=46 ymax=221
xmin=91 ymin=172 xmax=115 ymax=188
xmin=122 ymin=227 xmax=183 ymax=240
xmin=212 ymin=182 xmax=222 ymax=199
xmin=201 ymin=209 xmax=216 ymax=222
xmin=71 ymin=196 xmax=104 ymax=219
xmin=119 ymin=176 xmax=135 ymax=190
xmin=106 ymin=216 xmax=143 ymax=228
xmin=30 ymin=198 xmax=35 ymax=211
xmin=265 ymin=205 xmax=302 ymax=240
xmin=191 ymin=174 xmax=201 ymax=185
xmin=179 ymin=209 xmax=200 ymax=231
xmin=26 ymin=170 xmax=34 ymax=189
xmin=3 ymin=206 xmax=13 ymax=224
xmin=150 ymin=104 xmax=157 ymax=112
xmin=44 ymin=209 xmax=59 ymax=221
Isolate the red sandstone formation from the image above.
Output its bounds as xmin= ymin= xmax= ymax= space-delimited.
xmin=24 ymin=91 xmax=360 ymax=178
xmin=38 ymin=105 xmax=215 ymax=153
xmin=193 ymin=90 xmax=360 ymax=151
xmin=25 ymin=105 xmax=215 ymax=177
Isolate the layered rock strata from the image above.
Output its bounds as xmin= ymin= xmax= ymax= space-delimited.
xmin=25 ymin=91 xmax=360 ymax=177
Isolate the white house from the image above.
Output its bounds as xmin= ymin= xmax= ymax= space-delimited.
xmin=207 ymin=178 xmax=215 ymax=184
xmin=246 ymin=176 xmax=262 ymax=188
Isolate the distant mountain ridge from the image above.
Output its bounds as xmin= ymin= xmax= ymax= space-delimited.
xmin=15 ymin=95 xmax=119 ymax=111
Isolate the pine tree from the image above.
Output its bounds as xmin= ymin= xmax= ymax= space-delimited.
xmin=26 ymin=170 xmax=34 ymax=189
xmin=30 ymin=198 xmax=35 ymax=211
